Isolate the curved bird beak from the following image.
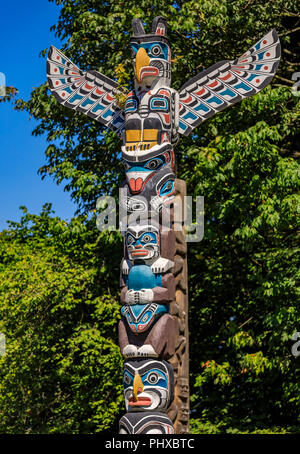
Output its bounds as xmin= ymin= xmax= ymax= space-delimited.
xmin=135 ymin=47 xmax=150 ymax=83
xmin=133 ymin=373 xmax=144 ymax=401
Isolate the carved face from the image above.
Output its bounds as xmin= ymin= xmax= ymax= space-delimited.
xmin=130 ymin=17 xmax=171 ymax=87
xmin=123 ymin=359 xmax=174 ymax=412
xmin=121 ymin=303 xmax=168 ymax=334
xmin=178 ymin=378 xmax=189 ymax=398
xmin=126 ymin=223 xmax=160 ymax=260
xmin=119 ymin=412 xmax=174 ymax=434
xmin=123 ymin=145 xmax=175 ymax=195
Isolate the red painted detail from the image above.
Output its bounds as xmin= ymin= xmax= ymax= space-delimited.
xmin=56 ymin=81 xmax=59 ymax=85
xmin=208 ymin=80 xmax=218 ymax=88
xmin=54 ymin=68 xmax=58 ymax=73
xmin=264 ymin=66 xmax=268 ymax=70
xmin=62 ymin=93 xmax=65 ymax=97
xmin=220 ymin=73 xmax=231 ymax=81
xmin=195 ymin=88 xmax=205 ymax=96
xmin=96 ymin=88 xmax=104 ymax=95
xmin=263 ymin=40 xmax=267 ymax=44
xmin=56 ymin=56 xmax=60 ymax=60
xmin=106 ymin=94 xmax=114 ymax=101
xmin=266 ymin=52 xmax=270 ymax=57
xmin=256 ymin=79 xmax=260 ymax=83
xmin=128 ymin=397 xmax=151 ymax=407
xmin=85 ymin=83 xmax=93 ymax=90
xmin=164 ymin=151 xmax=170 ymax=162
xmin=163 ymin=114 xmax=170 ymax=123
xmin=159 ymin=89 xmax=170 ymax=97
xmin=140 ymin=67 xmax=159 ymax=81
xmin=183 ymin=95 xmax=192 ymax=104
xmin=129 ymin=178 xmax=143 ymax=193
xmin=235 ymin=71 xmax=241 ymax=74
xmin=235 ymin=66 xmax=245 ymax=69
xmin=240 ymin=59 xmax=248 ymax=63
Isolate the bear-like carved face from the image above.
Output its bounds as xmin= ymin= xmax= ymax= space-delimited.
xmin=126 ymin=224 xmax=160 ymax=261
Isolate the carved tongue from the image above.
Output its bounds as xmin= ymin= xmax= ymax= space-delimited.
xmin=129 ymin=177 xmax=143 ymax=193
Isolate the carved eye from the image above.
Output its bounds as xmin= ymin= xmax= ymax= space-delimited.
xmin=142 ymin=314 xmax=149 ymax=322
xmin=123 ymin=161 xmax=130 ymax=171
xmin=124 ymin=372 xmax=132 ymax=385
xmin=127 ymin=235 xmax=134 ymax=245
xmin=144 ymin=158 xmax=162 ymax=170
xmin=147 ymin=372 xmax=159 ymax=384
xmin=141 ymin=234 xmax=152 ymax=244
xmin=150 ymin=45 xmax=162 ymax=56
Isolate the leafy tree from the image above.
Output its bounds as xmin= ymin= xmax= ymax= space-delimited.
xmin=0 ymin=0 xmax=299 ymax=433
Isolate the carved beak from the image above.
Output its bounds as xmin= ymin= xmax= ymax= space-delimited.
xmin=135 ymin=47 xmax=150 ymax=83
xmin=132 ymin=373 xmax=143 ymax=401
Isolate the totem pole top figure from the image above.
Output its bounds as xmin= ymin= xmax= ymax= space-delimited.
xmin=47 ymin=16 xmax=281 ymax=149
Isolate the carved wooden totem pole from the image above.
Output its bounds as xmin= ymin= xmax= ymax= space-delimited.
xmin=47 ymin=17 xmax=280 ymax=434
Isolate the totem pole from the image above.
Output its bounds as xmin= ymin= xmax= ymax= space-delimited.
xmin=47 ymin=17 xmax=280 ymax=434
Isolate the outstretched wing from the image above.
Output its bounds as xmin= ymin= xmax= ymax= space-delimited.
xmin=47 ymin=46 xmax=125 ymax=137
xmin=178 ymin=29 xmax=281 ymax=136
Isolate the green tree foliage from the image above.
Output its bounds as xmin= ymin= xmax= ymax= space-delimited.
xmin=0 ymin=0 xmax=299 ymax=433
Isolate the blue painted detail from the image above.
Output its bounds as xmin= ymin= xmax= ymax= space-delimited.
xmin=127 ymin=232 xmax=157 ymax=249
xmin=246 ymin=73 xmax=259 ymax=82
xmin=159 ymin=179 xmax=174 ymax=197
xmin=126 ymin=165 xmax=153 ymax=173
xmin=121 ymin=303 xmax=168 ymax=334
xmin=194 ymin=102 xmax=210 ymax=112
xmin=81 ymin=98 xmax=95 ymax=107
xmin=131 ymin=41 xmax=169 ymax=61
xmin=123 ymin=370 xmax=134 ymax=389
xmin=257 ymin=51 xmax=265 ymax=60
xmin=150 ymin=97 xmax=168 ymax=111
xmin=128 ymin=264 xmax=162 ymax=291
xmin=206 ymin=95 xmax=223 ymax=105
xmin=234 ymin=81 xmax=252 ymax=92
xmin=218 ymin=88 xmax=236 ymax=98
xmin=69 ymin=93 xmax=83 ymax=103
xmin=63 ymin=86 xmax=73 ymax=95
xmin=179 ymin=121 xmax=187 ymax=131
xmin=92 ymin=102 xmax=105 ymax=113
xmin=142 ymin=369 xmax=168 ymax=388
xmin=183 ymin=111 xmax=197 ymax=121
xmin=125 ymin=98 xmax=137 ymax=113
xmin=103 ymin=109 xmax=114 ymax=119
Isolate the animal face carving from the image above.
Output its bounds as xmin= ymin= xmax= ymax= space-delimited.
xmin=130 ymin=17 xmax=171 ymax=87
xmin=123 ymin=145 xmax=175 ymax=195
xmin=126 ymin=223 xmax=160 ymax=260
xmin=123 ymin=359 xmax=174 ymax=412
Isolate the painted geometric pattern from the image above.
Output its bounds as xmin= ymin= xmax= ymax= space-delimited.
xmin=47 ymin=46 xmax=126 ymax=136
xmin=178 ymin=29 xmax=281 ymax=136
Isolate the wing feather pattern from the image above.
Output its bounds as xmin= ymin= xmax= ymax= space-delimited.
xmin=47 ymin=46 xmax=125 ymax=136
xmin=178 ymin=30 xmax=281 ymax=136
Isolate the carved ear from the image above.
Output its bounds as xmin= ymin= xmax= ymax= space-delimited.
xmin=151 ymin=16 xmax=167 ymax=36
xmin=132 ymin=18 xmax=145 ymax=36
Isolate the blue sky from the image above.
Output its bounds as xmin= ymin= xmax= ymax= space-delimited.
xmin=0 ymin=0 xmax=77 ymax=230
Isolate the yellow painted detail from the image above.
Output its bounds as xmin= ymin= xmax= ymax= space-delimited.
xmin=143 ymin=129 xmax=158 ymax=141
xmin=133 ymin=373 xmax=143 ymax=401
xmin=126 ymin=129 xmax=141 ymax=142
xmin=136 ymin=47 xmax=150 ymax=83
